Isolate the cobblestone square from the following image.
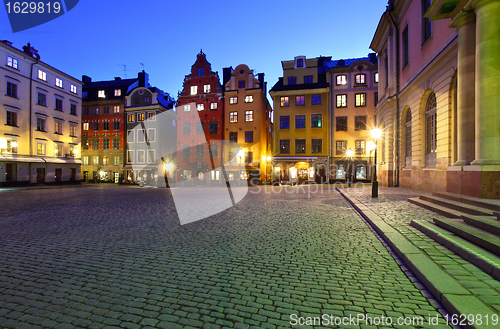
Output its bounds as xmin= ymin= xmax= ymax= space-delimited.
xmin=0 ymin=185 xmax=453 ymax=328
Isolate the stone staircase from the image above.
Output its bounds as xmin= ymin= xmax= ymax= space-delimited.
xmin=408 ymin=192 xmax=500 ymax=280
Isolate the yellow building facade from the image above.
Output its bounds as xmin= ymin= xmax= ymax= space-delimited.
xmin=270 ymin=56 xmax=330 ymax=184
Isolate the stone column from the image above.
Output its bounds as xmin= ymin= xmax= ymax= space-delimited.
xmin=453 ymin=11 xmax=476 ymax=166
xmin=471 ymin=0 xmax=500 ymax=165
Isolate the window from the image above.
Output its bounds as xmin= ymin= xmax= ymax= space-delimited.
xmin=6 ymin=138 xmax=17 ymax=153
xmin=295 ymin=115 xmax=305 ymax=128
xmin=6 ymin=81 xmax=18 ymax=98
xmin=114 ymin=89 xmax=121 ymax=96
xmin=83 ymin=156 xmax=89 ymax=165
xmin=209 ymin=121 xmax=218 ymax=134
xmin=183 ymin=104 xmax=191 ymax=112
xmin=93 ymin=107 xmax=99 ymax=115
xmin=245 ymin=95 xmax=253 ymax=103
xmin=55 ymin=98 xmax=63 ymax=111
xmin=98 ymin=90 xmax=105 ymax=98
xmin=336 ymin=141 xmax=347 ymax=155
xmin=82 ymin=138 xmax=89 ymax=150
xmin=312 ymin=139 xmax=322 ymax=154
xmin=355 ymin=93 xmax=366 ymax=107
xmin=244 ymin=152 xmax=253 ymax=164
xmin=103 ymin=156 xmax=109 ymax=166
xmin=190 ymin=85 xmax=198 ymax=95
xmin=375 ymin=92 xmax=379 ymax=107
xmin=304 ymin=76 xmax=313 ymax=84
xmin=82 ymin=91 xmax=88 ymax=98
xmin=127 ymin=114 xmax=135 ymax=123
xmin=83 ymin=107 xmax=89 ymax=115
xmin=312 ymin=94 xmax=322 ymax=105
xmin=69 ymin=146 xmax=77 ymax=157
xmin=137 ymin=113 xmax=145 ymax=121
xmin=355 ymin=140 xmax=366 ymax=154
xmin=137 ymin=129 xmax=145 ymax=143
xmin=230 ymin=111 xmax=238 ymax=123
xmin=36 ymin=142 xmax=46 ymax=155
xmin=229 ymin=97 xmax=238 ymax=104
xmin=36 ymin=117 xmax=46 ymax=131
xmin=38 ymin=70 xmax=46 ymax=81
xmin=196 ymin=121 xmax=204 ymax=134
xmin=55 ymin=121 xmax=63 ymax=134
xmin=355 ymin=116 xmax=367 ymax=131
xmin=295 ymin=95 xmax=305 ymax=106
xmin=183 ymin=123 xmax=191 ymax=135
xmin=113 ymin=121 xmax=120 ymax=130
xmin=147 ymin=128 xmax=155 ymax=142
xmin=229 ymin=132 xmax=238 ymax=143
xmin=56 ymin=78 xmax=63 ymax=88
xmin=280 ymin=96 xmax=289 ymax=107
xmin=113 ymin=137 xmax=120 ymax=149
xmin=93 ymin=122 xmax=99 ymax=131
xmin=245 ymin=111 xmax=254 ymax=122
xmin=311 ymin=114 xmax=322 ymax=128
xmin=209 ymin=144 xmax=218 ymax=157
xmin=204 ymin=84 xmax=211 ymax=93
xmin=280 ymin=139 xmax=290 ymax=154
xmin=148 ymin=150 xmax=155 ymax=163
xmin=355 ymin=74 xmax=366 ymax=84
xmin=288 ymin=77 xmax=297 ymax=85
xmin=238 ymin=80 xmax=245 ymax=88
xmin=127 ymin=130 xmax=135 ymax=143
xmin=337 ymin=94 xmax=347 ymax=108
xmin=403 ymin=26 xmax=409 ymax=68
xmin=137 ymin=150 xmax=145 ymax=163
xmin=83 ymin=122 xmax=89 ymax=131
xmin=102 ymin=138 xmax=110 ymax=150
xmin=70 ymin=124 xmax=77 ymax=137
xmin=425 ymin=93 xmax=437 ymax=167
xmin=127 ymin=151 xmax=134 ymax=163
xmin=245 ymin=131 xmax=253 ymax=143
xmin=114 ymin=156 xmax=120 ymax=166
xmin=6 ymin=110 xmax=18 ymax=127
xmin=210 ymin=102 xmax=218 ymax=110
xmin=374 ymin=72 xmax=379 ymax=83
xmin=71 ymin=85 xmax=77 ymax=94
xmin=422 ymin=0 xmax=432 ymax=44
xmin=37 ymin=92 xmax=46 ymax=106
xmin=335 ymin=117 xmax=347 ymax=131
xmin=280 ymin=116 xmax=290 ymax=129
xmin=336 ymin=75 xmax=347 ymax=85
xmin=114 ymin=106 xmax=120 ymax=113
xmin=70 ymin=103 xmax=77 ymax=115
xmin=405 ymin=110 xmax=412 ymax=167
xmin=7 ymin=55 xmax=18 ymax=69
xmin=384 ymin=56 xmax=389 ymax=89
xmin=182 ymin=146 xmax=190 ymax=158
xmin=54 ymin=143 xmax=63 ymax=157
xmin=295 ymin=139 xmax=306 ymax=154
xmin=149 ymin=112 xmax=156 ymax=120
xmin=102 ymin=106 xmax=109 ymax=114
xmin=92 ymin=138 xmax=99 ymax=150
xmin=196 ymin=103 xmax=204 ymax=111
xmin=296 ymin=58 xmax=304 ymax=68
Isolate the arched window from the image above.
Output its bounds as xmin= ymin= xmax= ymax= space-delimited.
xmin=405 ymin=110 xmax=412 ymax=167
xmin=425 ymin=93 xmax=437 ymax=167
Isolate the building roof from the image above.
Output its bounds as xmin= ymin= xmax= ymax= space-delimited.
xmin=269 ymin=77 xmax=329 ymax=93
xmin=320 ymin=53 xmax=378 ymax=74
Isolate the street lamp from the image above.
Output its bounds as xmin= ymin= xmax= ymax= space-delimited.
xmin=346 ymin=149 xmax=354 ymax=187
xmin=371 ymin=128 xmax=382 ymax=198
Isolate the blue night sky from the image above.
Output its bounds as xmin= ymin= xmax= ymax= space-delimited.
xmin=0 ymin=0 xmax=387 ymax=102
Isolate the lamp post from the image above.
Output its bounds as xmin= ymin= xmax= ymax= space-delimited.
xmin=346 ymin=149 xmax=354 ymax=187
xmin=371 ymin=128 xmax=382 ymax=198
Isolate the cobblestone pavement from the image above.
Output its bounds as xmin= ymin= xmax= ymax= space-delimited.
xmin=343 ymin=185 xmax=500 ymax=313
xmin=0 ymin=184 xmax=454 ymax=329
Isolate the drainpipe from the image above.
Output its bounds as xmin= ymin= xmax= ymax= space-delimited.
xmin=29 ymin=50 xmax=40 ymax=184
xmin=387 ymin=5 xmax=401 ymax=187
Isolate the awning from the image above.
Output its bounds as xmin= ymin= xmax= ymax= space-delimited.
xmin=0 ymin=156 xmax=81 ymax=165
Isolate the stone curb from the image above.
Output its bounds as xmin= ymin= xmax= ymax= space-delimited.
xmin=337 ymin=188 xmax=498 ymax=329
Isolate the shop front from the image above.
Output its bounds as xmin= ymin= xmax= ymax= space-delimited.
xmin=272 ymin=157 xmax=328 ymax=185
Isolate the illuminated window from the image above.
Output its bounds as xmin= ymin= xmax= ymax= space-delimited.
xmin=311 ymin=114 xmax=322 ymax=128
xmin=203 ymin=84 xmax=211 ymax=93
xmin=38 ymin=69 xmax=47 ymax=81
xmin=55 ymin=78 xmax=63 ymax=88
xmin=245 ymin=110 xmax=253 ymax=122
xmin=137 ymin=113 xmax=145 ymax=122
xmin=54 ymin=143 xmax=63 ymax=156
xmin=336 ymin=75 xmax=347 ymax=85
xmin=336 ymin=94 xmax=347 ymax=108
xmin=127 ymin=114 xmax=135 ymax=122
xmin=280 ymin=96 xmax=289 ymax=107
xmin=55 ymin=121 xmax=63 ymax=134
xmin=71 ymin=84 xmax=77 ymax=94
xmin=355 ymin=74 xmax=366 ymax=84
xmin=295 ymin=95 xmax=305 ymax=106
xmin=36 ymin=142 xmax=46 ymax=155
xmin=336 ymin=141 xmax=347 ymax=155
xmin=230 ymin=97 xmax=238 ymax=104
xmin=7 ymin=55 xmax=18 ymax=69
xmin=245 ymin=95 xmax=253 ymax=103
xmin=210 ymin=102 xmax=218 ymax=110
xmin=70 ymin=124 xmax=77 ymax=137
xmin=355 ymin=140 xmax=366 ymax=154
xmin=103 ymin=156 xmax=109 ymax=165
xmin=230 ymin=112 xmax=238 ymax=123
xmin=98 ymin=90 xmax=105 ymax=98
xmin=83 ymin=122 xmax=89 ymax=131
xmin=197 ymin=103 xmax=204 ymax=111
xmin=183 ymin=104 xmax=191 ymax=112
xmin=355 ymin=93 xmax=366 ymax=107
xmin=190 ymin=85 xmax=198 ymax=95
xmin=374 ymin=72 xmax=379 ymax=83
xmin=148 ymin=112 xmax=155 ymax=120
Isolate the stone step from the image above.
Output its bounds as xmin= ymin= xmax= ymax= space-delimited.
xmin=433 ymin=191 xmax=500 ymax=212
xmin=408 ymin=197 xmax=465 ymax=218
xmin=460 ymin=215 xmax=500 ymax=237
xmin=420 ymin=195 xmax=494 ymax=217
xmin=433 ymin=217 xmax=500 ymax=256
xmin=410 ymin=219 xmax=500 ymax=281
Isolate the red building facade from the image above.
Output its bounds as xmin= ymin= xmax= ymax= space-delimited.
xmin=177 ymin=51 xmax=224 ymax=185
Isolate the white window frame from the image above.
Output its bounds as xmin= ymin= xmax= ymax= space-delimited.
xmin=70 ymin=124 xmax=77 ymax=137
xmin=336 ymin=75 xmax=347 ymax=86
xmin=55 ymin=77 xmax=63 ymax=88
xmin=147 ymin=149 xmax=155 ymax=163
xmin=229 ymin=111 xmax=238 ymax=123
xmin=210 ymin=102 xmax=218 ymax=110
xmin=36 ymin=116 xmax=47 ymax=132
xmin=54 ymin=120 xmax=63 ymax=135
xmin=204 ymin=84 xmax=211 ymax=93
xmin=127 ymin=150 xmax=135 ymax=163
xmin=36 ymin=141 xmax=46 ymax=155
xmin=245 ymin=95 xmax=254 ymax=103
xmin=127 ymin=113 xmax=135 ymax=123
xmin=196 ymin=103 xmax=204 ymax=111
xmin=137 ymin=129 xmax=145 ymax=143
xmin=137 ymin=150 xmax=146 ymax=163
xmin=98 ymin=90 xmax=105 ymax=98
xmin=7 ymin=55 xmax=19 ymax=69
xmin=6 ymin=109 xmax=19 ymax=127
xmin=183 ymin=104 xmax=191 ymax=112
xmin=245 ymin=110 xmax=254 ymax=122
xmin=82 ymin=156 xmax=89 ymax=166
xmin=229 ymin=97 xmax=237 ymax=104
xmin=38 ymin=69 xmax=47 ymax=81
xmin=114 ymin=89 xmax=121 ymax=96
xmin=127 ymin=129 xmax=135 ymax=143
xmin=190 ymin=85 xmax=198 ymax=95
xmin=54 ymin=143 xmax=63 ymax=157
xmin=6 ymin=137 xmax=18 ymax=153
xmin=147 ymin=128 xmax=156 ymax=142
xmin=70 ymin=84 xmax=77 ymax=94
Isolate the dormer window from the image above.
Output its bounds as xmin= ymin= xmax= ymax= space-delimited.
xmin=295 ymin=56 xmax=305 ymax=69
xmin=198 ymin=68 xmax=204 ymax=77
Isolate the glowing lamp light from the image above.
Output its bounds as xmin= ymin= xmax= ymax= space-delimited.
xmin=266 ymin=156 xmax=272 ymax=162
xmin=346 ymin=149 xmax=354 ymax=157
xmin=237 ymin=149 xmax=245 ymax=157
xmin=371 ymin=128 xmax=383 ymax=140
xmin=0 ymin=138 xmax=7 ymax=149
xmin=367 ymin=141 xmax=376 ymax=152
xmin=262 ymin=156 xmax=266 ymax=163
xmin=11 ymin=141 xmax=18 ymax=148
xmin=164 ymin=163 xmax=173 ymax=170
xmin=73 ymin=148 xmax=78 ymax=154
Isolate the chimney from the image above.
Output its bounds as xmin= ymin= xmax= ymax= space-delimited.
xmin=1 ymin=40 xmax=13 ymax=46
xmin=222 ymin=67 xmax=233 ymax=87
xmin=82 ymin=75 xmax=92 ymax=83
xmin=22 ymin=42 xmax=39 ymax=58
xmin=258 ymin=73 xmax=266 ymax=94
xmin=138 ymin=70 xmax=149 ymax=87
xmin=114 ymin=77 xmax=121 ymax=81
xmin=337 ymin=59 xmax=345 ymax=67
xmin=368 ymin=52 xmax=378 ymax=63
